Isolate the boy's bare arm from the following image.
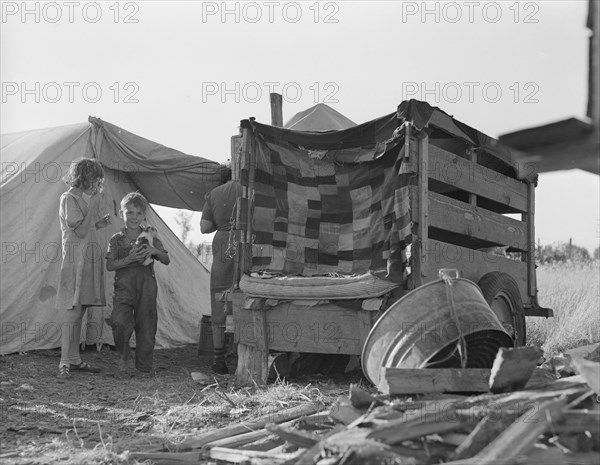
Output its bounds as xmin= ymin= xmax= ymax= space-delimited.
xmin=145 ymin=244 xmax=170 ymax=265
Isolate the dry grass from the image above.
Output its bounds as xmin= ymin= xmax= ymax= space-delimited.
xmin=0 ymin=345 xmax=359 ymax=465
xmin=527 ymin=260 xmax=600 ymax=356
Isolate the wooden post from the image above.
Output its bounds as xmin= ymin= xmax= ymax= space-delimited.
xmin=525 ymin=180 xmax=537 ymax=299
xmin=235 ymin=122 xmax=270 ymax=386
xmin=467 ymin=147 xmax=477 ymax=206
xmin=414 ymin=131 xmax=429 ymax=287
xmin=237 ymin=128 xmax=252 ymax=278
xmin=568 ymin=238 xmax=573 ymax=259
xmin=270 ymin=93 xmax=283 ymax=127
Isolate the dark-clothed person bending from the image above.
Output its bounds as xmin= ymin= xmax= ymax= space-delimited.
xmin=201 ymin=168 xmax=242 ymax=374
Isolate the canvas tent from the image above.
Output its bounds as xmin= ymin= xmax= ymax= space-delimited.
xmin=284 ymin=103 xmax=356 ymax=131
xmin=0 ymin=118 xmax=221 ymax=354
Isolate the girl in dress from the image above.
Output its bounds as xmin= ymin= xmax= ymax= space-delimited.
xmin=55 ymin=158 xmax=111 ymax=379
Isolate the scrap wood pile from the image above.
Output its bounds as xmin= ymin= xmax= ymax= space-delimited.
xmin=134 ymin=346 xmax=600 ymax=465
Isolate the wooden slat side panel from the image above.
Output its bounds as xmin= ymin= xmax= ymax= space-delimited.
xmin=409 ymin=187 xmax=528 ymax=251
xmin=420 ymin=239 xmax=528 ymax=303
xmin=234 ymin=305 xmax=376 ymax=355
xmin=427 ymin=144 xmax=528 ymax=213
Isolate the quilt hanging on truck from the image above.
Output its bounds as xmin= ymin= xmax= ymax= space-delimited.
xmin=240 ymin=111 xmax=413 ymax=278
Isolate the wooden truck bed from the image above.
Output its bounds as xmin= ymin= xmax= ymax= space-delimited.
xmin=229 ymin=100 xmax=552 ymax=385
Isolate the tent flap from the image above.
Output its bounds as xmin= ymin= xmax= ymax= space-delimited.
xmin=89 ymin=117 xmax=224 ymax=211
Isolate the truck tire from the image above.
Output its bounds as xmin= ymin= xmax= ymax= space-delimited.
xmin=477 ymin=272 xmax=526 ymax=346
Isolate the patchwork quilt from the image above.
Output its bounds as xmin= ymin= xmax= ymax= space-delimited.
xmin=243 ymin=120 xmax=414 ymax=280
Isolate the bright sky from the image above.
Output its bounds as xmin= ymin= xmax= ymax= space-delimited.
xmin=1 ymin=0 xmax=598 ymax=253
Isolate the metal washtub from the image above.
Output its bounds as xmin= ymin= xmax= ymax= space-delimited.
xmin=361 ymin=273 xmax=514 ymax=386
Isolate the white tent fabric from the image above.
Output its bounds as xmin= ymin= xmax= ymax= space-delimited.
xmin=284 ymin=103 xmax=356 ymax=131
xmin=1 ymin=122 xmax=211 ymax=354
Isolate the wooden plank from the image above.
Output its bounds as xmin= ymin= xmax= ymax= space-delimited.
xmin=329 ymin=396 xmax=365 ymax=426
xmin=209 ymin=446 xmax=303 ymax=464
xmin=204 ymin=411 xmax=331 ymax=451
xmin=265 ymin=423 xmax=318 ymax=448
xmin=467 ymin=147 xmax=477 ymax=206
xmin=178 ymin=403 xmax=325 ymax=450
xmin=239 ymin=127 xmax=252 ymax=275
xmin=129 ymin=451 xmax=200 ymax=464
xmin=203 ymin=428 xmax=271 ymax=450
xmin=234 ymin=304 xmax=374 ymax=354
xmin=235 ymin=305 xmax=270 ymax=385
xmin=410 ymin=187 xmax=528 ymax=251
xmin=451 ymin=414 xmax=516 ymax=460
xmin=525 ymin=449 xmax=600 ymax=465
xmin=349 ymin=385 xmax=385 ymax=409
xmin=525 ymin=179 xmax=537 ymax=299
xmin=367 ymin=406 xmax=467 ymax=445
xmin=415 ymin=133 xmax=429 ymax=285
xmin=489 ymin=346 xmax=543 ymax=393
xmin=420 ymin=239 xmax=528 ymax=302
xmin=427 ymin=144 xmax=528 ymax=213
xmin=570 ymin=357 xmax=600 ymax=395
xmin=236 ymin=342 xmax=269 ymax=386
xmin=379 ymin=368 xmax=491 ymax=395
xmin=522 ymin=367 xmax=557 ymax=389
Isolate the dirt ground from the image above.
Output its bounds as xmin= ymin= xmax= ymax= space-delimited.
xmin=0 ymin=344 xmax=361 ymax=464
xmin=1 ymin=345 xmax=216 ymax=452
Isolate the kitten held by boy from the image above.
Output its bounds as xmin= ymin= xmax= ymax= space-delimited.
xmin=135 ymin=226 xmax=158 ymax=266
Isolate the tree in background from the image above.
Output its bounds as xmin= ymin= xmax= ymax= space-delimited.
xmin=175 ymin=210 xmax=199 ymax=255
xmin=536 ymin=241 xmax=592 ymax=263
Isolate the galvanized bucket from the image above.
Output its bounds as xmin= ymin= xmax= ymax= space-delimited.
xmin=361 ymin=272 xmax=514 ymax=386
xmin=197 ymin=315 xmax=214 ymax=356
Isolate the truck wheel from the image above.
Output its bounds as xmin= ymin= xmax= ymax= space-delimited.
xmin=477 ymin=272 xmax=526 ymax=346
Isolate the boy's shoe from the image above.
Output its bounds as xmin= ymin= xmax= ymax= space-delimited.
xmin=70 ymin=361 xmax=100 ymax=373
xmin=56 ymin=365 xmax=71 ymax=379
xmin=212 ymin=360 xmax=229 ymax=375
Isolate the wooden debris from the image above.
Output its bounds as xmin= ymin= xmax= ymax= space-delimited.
xmin=367 ymin=407 xmax=467 ymax=445
xmin=328 ymin=396 xmax=364 ymax=425
xmin=451 ymin=411 xmax=519 ymax=460
xmin=558 ymin=409 xmax=600 ymax=436
xmin=265 ymin=423 xmax=318 ymax=448
xmin=209 ymin=446 xmax=304 ymax=464
xmin=379 ymin=367 xmax=490 ymax=394
xmin=466 ymin=396 xmax=568 ymax=464
xmin=522 ymin=366 xmax=557 ymax=389
xmin=140 ymin=350 xmax=600 ymax=465
xmin=178 ymin=402 xmax=324 ymax=450
xmin=566 ymin=343 xmax=600 ymax=362
xmin=202 ymin=428 xmax=273 ymax=450
xmin=348 ymin=384 xmax=385 ymax=409
xmin=489 ymin=346 xmax=543 ymax=393
xmin=129 ymin=451 xmax=201 ymax=464
xmin=570 ymin=357 xmax=600 ymax=395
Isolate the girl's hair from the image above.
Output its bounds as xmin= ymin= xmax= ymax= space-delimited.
xmin=120 ymin=192 xmax=148 ymax=212
xmin=64 ymin=158 xmax=104 ymax=190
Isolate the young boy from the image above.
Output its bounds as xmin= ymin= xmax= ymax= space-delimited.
xmin=106 ymin=192 xmax=170 ymax=374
